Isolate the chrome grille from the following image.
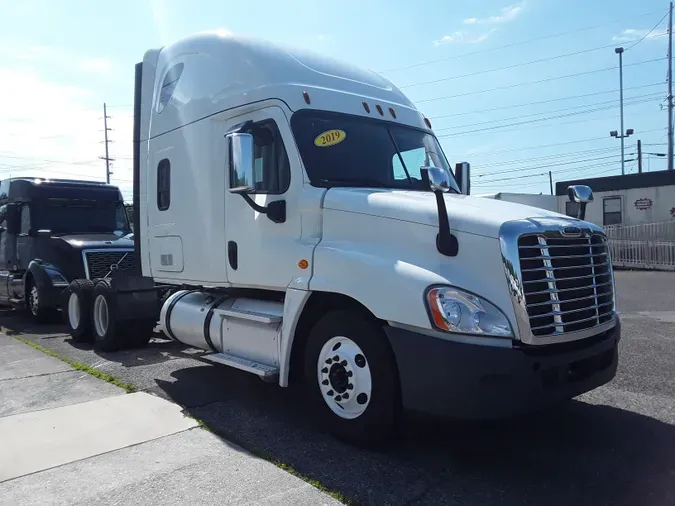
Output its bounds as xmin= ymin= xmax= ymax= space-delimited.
xmin=517 ymin=232 xmax=614 ymax=337
xmin=84 ymin=250 xmax=135 ymax=279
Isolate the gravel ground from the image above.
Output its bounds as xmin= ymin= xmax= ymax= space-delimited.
xmin=1 ymin=270 xmax=674 ymax=506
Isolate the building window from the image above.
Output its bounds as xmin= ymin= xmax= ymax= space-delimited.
xmin=240 ymin=120 xmax=291 ymax=194
xmin=565 ymin=201 xmax=580 ymax=218
xmin=157 ymin=159 xmax=171 ymax=211
xmin=158 ymin=63 xmax=184 ymax=113
xmin=603 ymin=196 xmax=622 ymax=225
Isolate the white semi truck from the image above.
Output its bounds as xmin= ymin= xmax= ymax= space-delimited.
xmin=62 ymin=31 xmax=620 ymax=445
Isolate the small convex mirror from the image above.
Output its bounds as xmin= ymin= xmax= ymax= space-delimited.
xmin=567 ymin=185 xmax=594 ymax=204
xmin=228 ymin=133 xmax=255 ymax=194
xmin=422 ymin=166 xmax=451 ymax=193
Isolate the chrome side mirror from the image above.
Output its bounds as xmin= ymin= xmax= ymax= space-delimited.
xmin=422 ymin=166 xmax=451 ymax=193
xmin=567 ymin=185 xmax=593 ymax=221
xmin=455 ymin=162 xmax=471 ymax=195
xmin=228 ymin=133 xmax=255 ymax=194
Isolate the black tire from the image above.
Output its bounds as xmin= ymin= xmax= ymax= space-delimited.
xmin=64 ymin=279 xmax=95 ymax=343
xmin=91 ymin=279 xmax=125 ymax=352
xmin=25 ymin=276 xmax=56 ymax=324
xmin=303 ymin=309 xmax=401 ymax=447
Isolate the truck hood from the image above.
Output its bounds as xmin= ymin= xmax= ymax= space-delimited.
xmin=55 ymin=233 xmax=134 ymax=250
xmin=322 ymin=189 xmax=567 ymax=238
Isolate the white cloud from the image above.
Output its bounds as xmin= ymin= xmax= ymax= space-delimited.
xmin=78 ymin=57 xmax=112 ymax=74
xmin=0 ymin=67 xmax=133 ymax=195
xmin=433 ymin=30 xmax=494 ymax=46
xmin=463 ymin=2 xmax=526 ymax=25
xmin=612 ymin=28 xmax=669 ymax=42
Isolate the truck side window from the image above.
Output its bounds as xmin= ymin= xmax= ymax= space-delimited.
xmin=157 ymin=159 xmax=171 ymax=211
xmin=392 ymin=147 xmax=426 ymax=181
xmin=243 ymin=121 xmax=290 ymax=194
xmin=20 ymin=204 xmax=30 ymax=235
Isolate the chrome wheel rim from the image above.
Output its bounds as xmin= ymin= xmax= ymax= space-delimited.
xmin=68 ymin=293 xmax=80 ymax=330
xmin=29 ymin=286 xmax=39 ymax=316
xmin=317 ymin=336 xmax=372 ymax=419
xmin=93 ymin=295 xmax=109 ymax=337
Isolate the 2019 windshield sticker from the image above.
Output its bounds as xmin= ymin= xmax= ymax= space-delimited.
xmin=314 ymin=129 xmax=346 ymax=147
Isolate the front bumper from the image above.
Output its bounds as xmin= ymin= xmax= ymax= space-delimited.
xmin=385 ymin=319 xmax=620 ymax=419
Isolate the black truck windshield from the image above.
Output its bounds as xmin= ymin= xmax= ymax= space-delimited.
xmin=290 ymin=110 xmax=460 ymax=192
xmin=33 ymin=200 xmax=130 ymax=234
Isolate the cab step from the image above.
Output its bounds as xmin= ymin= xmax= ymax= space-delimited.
xmin=202 ymin=352 xmax=279 ymax=380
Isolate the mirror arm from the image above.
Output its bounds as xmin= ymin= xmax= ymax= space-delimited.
xmin=238 ymin=194 xmax=286 ymax=224
xmin=577 ymin=202 xmax=588 ymax=221
xmin=421 ymin=168 xmax=459 ymax=257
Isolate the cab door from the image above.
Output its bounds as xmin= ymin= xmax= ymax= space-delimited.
xmin=223 ymin=106 xmax=310 ymax=290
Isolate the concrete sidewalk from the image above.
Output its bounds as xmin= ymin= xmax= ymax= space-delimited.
xmin=0 ymin=334 xmax=340 ymax=505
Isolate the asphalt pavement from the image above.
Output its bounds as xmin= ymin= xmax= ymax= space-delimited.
xmin=1 ymin=270 xmax=673 ymax=506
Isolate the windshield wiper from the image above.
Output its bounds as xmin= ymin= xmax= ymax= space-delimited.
xmin=317 ymin=178 xmax=389 ymax=188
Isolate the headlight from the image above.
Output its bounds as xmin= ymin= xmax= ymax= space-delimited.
xmin=426 ymin=286 xmax=513 ymax=338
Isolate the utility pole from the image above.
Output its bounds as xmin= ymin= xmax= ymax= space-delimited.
xmin=668 ymin=1 xmax=674 ymax=170
xmin=615 ymin=47 xmax=626 ymax=175
xmin=549 ymin=171 xmax=553 ymax=195
xmin=637 ymin=139 xmax=642 ymax=173
xmin=99 ymin=102 xmax=114 ymax=184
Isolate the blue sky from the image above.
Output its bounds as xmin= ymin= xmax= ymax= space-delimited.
xmin=0 ymin=0 xmax=671 ymax=200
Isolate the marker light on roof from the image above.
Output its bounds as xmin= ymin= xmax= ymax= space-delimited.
xmin=302 ymin=91 xmax=311 ymax=104
xmin=375 ymin=104 xmax=384 ymax=116
xmin=389 ymin=107 xmax=397 ymax=119
xmin=424 ymin=117 xmax=432 ymax=129
xmin=362 ymin=101 xmax=370 ymax=113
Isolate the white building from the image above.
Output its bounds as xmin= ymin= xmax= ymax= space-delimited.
xmin=478 ymin=171 xmax=675 ymax=228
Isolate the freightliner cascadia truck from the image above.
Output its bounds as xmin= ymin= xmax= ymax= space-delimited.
xmin=62 ymin=31 xmax=620 ymax=445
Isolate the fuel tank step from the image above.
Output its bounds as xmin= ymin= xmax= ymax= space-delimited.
xmin=202 ymin=352 xmax=279 ymax=380
xmin=212 ymin=307 xmax=282 ymax=324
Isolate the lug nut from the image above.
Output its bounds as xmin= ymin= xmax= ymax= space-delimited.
xmin=327 ymin=390 xmax=334 ymax=396
xmin=335 ymin=395 xmax=342 ymax=402
xmin=322 ymin=379 xmax=329 ymax=386
xmin=325 ymin=359 xmax=332 ymax=364
xmin=340 ymin=360 xmax=347 ymax=367
xmin=347 ymin=384 xmax=353 ymax=390
xmin=321 ymin=367 xmax=328 ymax=374
xmin=332 ymin=355 xmax=339 ymax=362
xmin=342 ymin=393 xmax=349 ymax=400
xmin=347 ymin=371 xmax=353 ymax=377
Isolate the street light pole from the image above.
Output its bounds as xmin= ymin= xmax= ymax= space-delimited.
xmin=616 ymin=47 xmax=626 ymax=175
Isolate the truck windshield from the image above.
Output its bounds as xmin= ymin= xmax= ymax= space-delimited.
xmin=290 ymin=110 xmax=460 ymax=192
xmin=32 ymin=200 xmax=130 ymax=234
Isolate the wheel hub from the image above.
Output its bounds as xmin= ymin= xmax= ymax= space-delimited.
xmin=317 ymin=336 xmax=372 ymax=420
xmin=328 ymin=363 xmax=349 ymax=394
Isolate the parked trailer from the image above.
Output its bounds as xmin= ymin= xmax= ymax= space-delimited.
xmin=62 ymin=31 xmax=621 ymax=446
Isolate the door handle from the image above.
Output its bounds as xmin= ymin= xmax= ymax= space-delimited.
xmin=228 ymin=241 xmax=238 ymax=270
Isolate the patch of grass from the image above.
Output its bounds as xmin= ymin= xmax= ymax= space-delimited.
xmin=13 ymin=336 xmax=137 ymax=393
xmin=12 ymin=335 xmax=354 ymax=504
xmin=184 ymin=413 xmax=356 ymax=505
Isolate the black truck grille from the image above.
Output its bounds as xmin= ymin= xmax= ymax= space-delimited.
xmin=518 ymin=233 xmax=615 ymax=337
xmin=84 ymin=250 xmax=135 ymax=280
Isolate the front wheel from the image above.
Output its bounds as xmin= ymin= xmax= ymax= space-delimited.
xmin=26 ymin=278 xmax=55 ymax=324
xmin=91 ymin=279 xmax=124 ymax=352
xmin=303 ymin=310 xmax=401 ymax=446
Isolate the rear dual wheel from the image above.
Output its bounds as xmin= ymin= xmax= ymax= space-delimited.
xmin=65 ymin=279 xmax=154 ymax=351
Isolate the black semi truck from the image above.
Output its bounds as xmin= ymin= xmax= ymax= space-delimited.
xmin=0 ymin=178 xmax=135 ymax=322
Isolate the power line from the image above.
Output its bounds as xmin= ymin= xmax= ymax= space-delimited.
xmin=401 ymin=35 xmax=667 ymax=90
xmin=379 ymin=8 xmax=668 ymax=73
xmin=438 ymin=109 xmax=663 ymax=138
xmin=625 ymin=10 xmax=670 ymax=51
xmin=428 ymin=83 xmax=665 ymax=120
xmin=475 ymin=146 xmax=619 ymax=168
xmin=416 ymin=58 xmax=666 ymax=104
xmin=435 ymin=95 xmax=661 ymax=133
xmin=475 ymin=153 xmax=625 ymax=177
xmin=450 ymin=128 xmax=666 ymax=158
xmin=474 ymin=160 xmax=626 ymax=185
